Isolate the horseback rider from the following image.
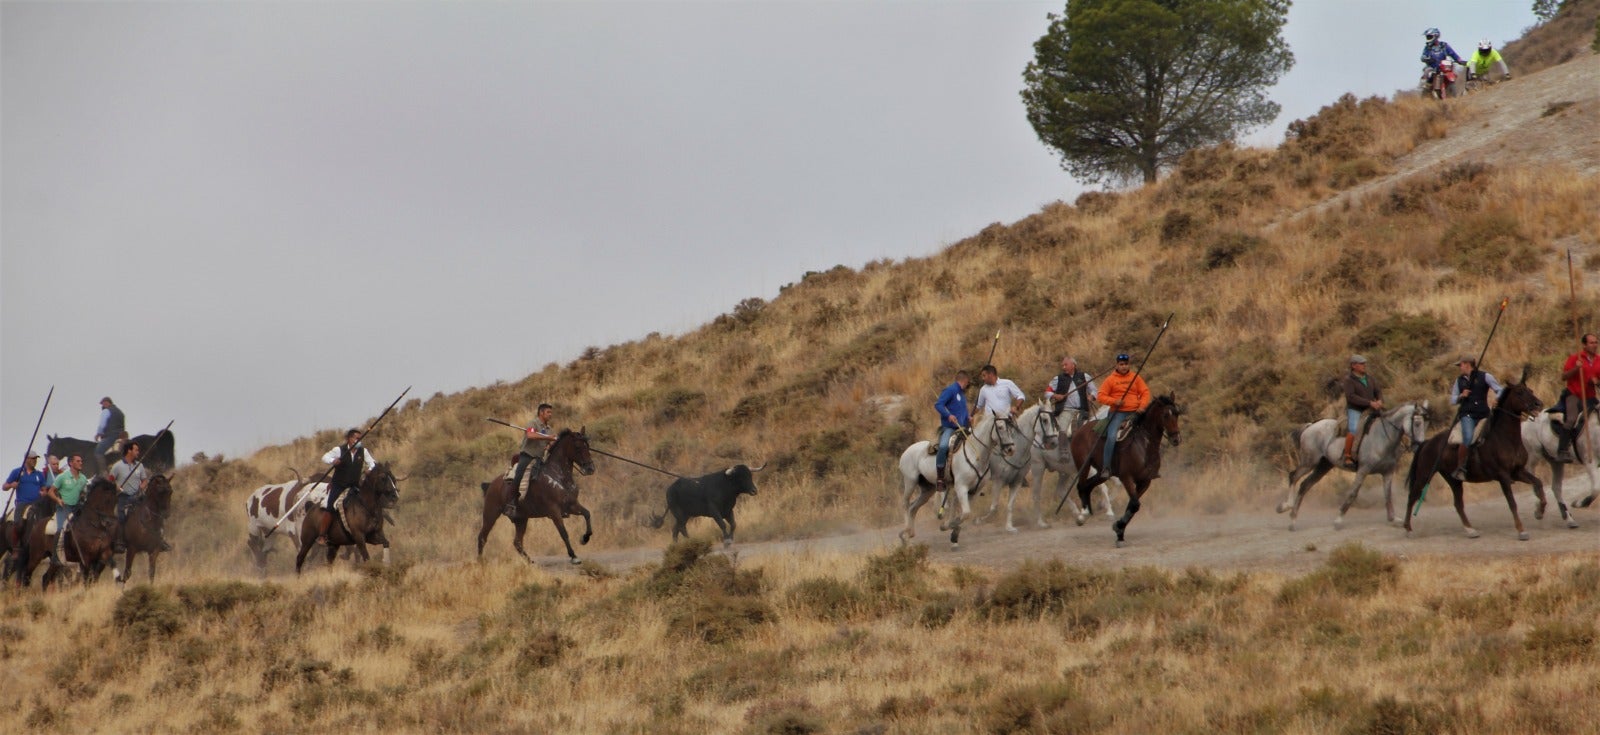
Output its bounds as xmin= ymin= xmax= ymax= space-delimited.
xmin=4 ymin=451 xmax=47 ymax=551
xmin=1096 ymin=353 xmax=1151 ymax=474
xmin=975 ymin=365 xmax=1025 ymax=420
xmin=933 ymin=370 xmax=971 ymax=492
xmin=1467 ymin=39 xmax=1510 ymax=82
xmin=109 ymin=442 xmax=150 ymax=553
xmin=506 ymin=403 xmax=557 ymax=518
xmin=1341 ymin=355 xmax=1384 ymax=469
xmin=317 ymin=429 xmax=375 ymax=544
xmin=1448 ymin=356 xmax=1503 ymax=480
xmin=94 ymin=396 xmax=126 ymax=470
xmin=1557 ymin=333 xmax=1600 ymax=462
xmin=41 ymin=454 xmax=89 ymax=562
xmin=1044 ymin=356 xmax=1096 ymax=429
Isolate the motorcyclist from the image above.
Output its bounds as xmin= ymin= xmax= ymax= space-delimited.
xmin=1467 ymin=39 xmax=1511 ymax=82
xmin=1420 ymin=28 xmax=1465 ymax=96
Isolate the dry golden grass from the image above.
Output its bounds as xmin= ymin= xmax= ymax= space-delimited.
xmin=2 ymin=545 xmax=1596 ymax=733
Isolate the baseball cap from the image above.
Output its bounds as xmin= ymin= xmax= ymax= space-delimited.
xmin=25 ymin=450 xmax=40 ymax=459
xmin=1350 ymin=355 xmax=1367 ymax=364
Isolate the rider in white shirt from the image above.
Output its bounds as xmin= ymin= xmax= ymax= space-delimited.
xmin=974 ymin=364 xmax=1025 ymax=419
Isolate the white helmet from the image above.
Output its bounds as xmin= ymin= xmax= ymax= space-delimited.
xmin=1478 ymin=39 xmax=1492 ymax=52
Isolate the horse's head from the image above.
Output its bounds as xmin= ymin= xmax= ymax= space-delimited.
xmin=992 ymin=415 xmax=1018 ymax=457
xmin=556 ymin=428 xmax=596 ymax=476
xmin=82 ymin=476 xmax=119 ymax=513
xmin=1153 ymin=393 xmax=1183 ymax=446
xmin=1500 ymin=365 xmax=1542 ymax=419
xmin=1407 ymin=400 xmax=1431 ymax=445
xmin=365 ymin=462 xmax=401 ymax=509
xmin=1034 ymin=400 xmax=1060 ymax=450
xmin=145 ymin=474 xmax=173 ymax=515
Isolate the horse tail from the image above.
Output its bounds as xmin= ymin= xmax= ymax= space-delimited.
xmin=647 ymin=510 xmax=667 ymax=529
xmin=480 ymin=482 xmax=489 ymax=494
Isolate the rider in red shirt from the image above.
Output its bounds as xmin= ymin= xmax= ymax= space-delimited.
xmin=1557 ymin=333 xmax=1600 ymax=462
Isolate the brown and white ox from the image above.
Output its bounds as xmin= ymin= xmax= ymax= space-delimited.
xmin=244 ymin=471 xmax=328 ymax=576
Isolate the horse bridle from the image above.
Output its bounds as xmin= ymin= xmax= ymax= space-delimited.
xmin=1373 ymin=402 xmax=1428 ymax=445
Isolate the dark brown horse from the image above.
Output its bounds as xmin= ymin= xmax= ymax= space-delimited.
xmin=476 ymin=428 xmax=596 ymax=565
xmin=1404 ymin=367 xmax=1544 ymax=540
xmin=7 ymin=499 xmax=56 ymax=587
xmin=1068 ymin=393 xmax=1184 ymax=547
xmin=14 ymin=478 xmax=121 ymax=589
xmin=294 ymin=463 xmax=399 ymax=574
xmin=115 ymin=474 xmax=174 ymax=584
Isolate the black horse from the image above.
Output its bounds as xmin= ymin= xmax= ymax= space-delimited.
xmin=1068 ymin=394 xmax=1184 ymax=547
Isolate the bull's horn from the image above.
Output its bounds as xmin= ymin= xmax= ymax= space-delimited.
xmin=393 ymin=474 xmax=409 ymax=482
xmin=750 ymin=462 xmax=767 ymax=472
xmin=725 ymin=466 xmax=736 ymax=477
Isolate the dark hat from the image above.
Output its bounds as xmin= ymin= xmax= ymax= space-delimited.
xmin=100 ymin=396 xmax=113 ymax=404
xmin=1115 ymin=353 xmax=1131 ymax=362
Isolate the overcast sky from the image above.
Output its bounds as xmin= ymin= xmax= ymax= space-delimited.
xmin=2 ymin=1 xmax=1537 ymax=462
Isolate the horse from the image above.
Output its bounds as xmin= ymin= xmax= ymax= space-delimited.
xmin=897 ymin=411 xmax=1013 ymax=550
xmin=972 ymin=405 xmax=1062 ymax=531
xmin=294 ymin=463 xmax=400 ymax=573
xmin=244 ymin=469 xmax=323 ymax=576
xmin=1068 ymin=393 xmax=1184 ymax=547
xmin=46 ymin=431 xmax=177 ymax=474
xmin=1277 ymin=401 xmax=1431 ymax=530
xmin=1403 ymin=367 xmax=1544 ymax=540
xmin=12 ymin=478 xmax=121 ymax=589
xmin=1522 ymin=409 xmax=1600 ymax=525
xmin=7 ymin=498 xmax=58 ymax=587
xmin=1027 ymin=403 xmax=1119 ymax=527
xmin=475 ymin=429 xmax=596 ymax=565
xmin=115 ymin=474 xmax=174 ymax=584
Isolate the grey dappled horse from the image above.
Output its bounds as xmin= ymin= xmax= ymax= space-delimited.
xmin=979 ymin=401 xmax=1116 ymax=532
xmin=976 ymin=402 xmax=1045 ymax=533
xmin=898 ymin=412 xmax=1013 ymax=549
xmin=1278 ymin=401 xmax=1430 ymax=530
xmin=1521 ymin=410 xmax=1600 ymax=528
xmin=1033 ymin=403 xmax=1118 ymax=527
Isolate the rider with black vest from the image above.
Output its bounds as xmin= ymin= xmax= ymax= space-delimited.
xmin=318 ymin=429 xmax=376 ymax=544
xmin=1044 ymin=356 xmax=1096 ymax=428
xmin=1448 ymin=356 xmax=1503 ymax=480
xmin=94 ymin=396 xmax=126 ymax=469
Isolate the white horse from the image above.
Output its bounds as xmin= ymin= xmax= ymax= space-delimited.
xmin=976 ymin=402 xmax=1044 ymax=533
xmin=1277 ymin=401 xmax=1430 ymax=530
xmin=1032 ymin=404 xmax=1118 ymax=527
xmin=898 ymin=412 xmax=1013 ymax=549
xmin=1520 ymin=409 xmax=1600 ymax=527
xmin=244 ymin=470 xmax=327 ymax=576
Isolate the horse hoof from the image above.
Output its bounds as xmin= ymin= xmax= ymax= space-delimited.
xmin=569 ymin=557 xmax=582 ymax=565
xmin=1331 ymin=518 xmax=1342 ymax=531
xmin=1465 ymin=529 xmax=1481 ymax=539
xmin=1517 ymin=532 xmax=1531 ymax=541
xmin=1275 ymin=503 xmax=1288 ymax=514
xmin=1074 ymin=515 xmax=1087 ymax=527
xmin=1534 ymin=507 xmax=1546 ymax=521
xmin=1114 ymin=538 xmax=1126 ymax=548
xmin=951 ymin=542 xmax=960 ymax=551
xmin=1005 ymin=527 xmax=1019 ymax=535
xmin=1405 ymin=530 xmax=1414 ymax=539
xmin=1566 ymin=519 xmax=1581 ymax=529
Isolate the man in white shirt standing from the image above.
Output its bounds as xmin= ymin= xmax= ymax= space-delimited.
xmin=975 ymin=364 xmax=1026 ymax=420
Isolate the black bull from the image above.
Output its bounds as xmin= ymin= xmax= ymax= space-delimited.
xmin=647 ymin=464 xmax=765 ymax=547
xmin=46 ymin=432 xmax=177 ymax=473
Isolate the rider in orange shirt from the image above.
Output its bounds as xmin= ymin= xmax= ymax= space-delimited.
xmin=1096 ymin=353 xmax=1151 ymax=473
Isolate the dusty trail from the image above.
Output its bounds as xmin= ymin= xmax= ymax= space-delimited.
xmin=533 ymin=494 xmax=1599 ymax=577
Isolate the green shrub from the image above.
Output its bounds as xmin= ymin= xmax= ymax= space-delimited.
xmin=1279 ymin=543 xmax=1399 ymax=604
xmin=985 ymin=559 xmax=1108 ymax=620
xmin=113 ymin=585 xmax=185 ymax=640
xmin=787 ymin=577 xmax=865 ymax=621
xmin=668 ymin=593 xmax=775 ymax=644
xmin=1442 ymin=211 xmax=1540 ymax=276
xmin=980 ymin=680 xmax=1100 ymax=734
xmin=689 ymin=650 xmax=794 ymax=703
xmin=514 ymin=631 xmax=573 ymax=676
xmin=1350 ymin=313 xmax=1448 ymax=371
xmin=858 ymin=544 xmax=931 ymax=605
xmin=1523 ymin=620 xmax=1597 ymax=667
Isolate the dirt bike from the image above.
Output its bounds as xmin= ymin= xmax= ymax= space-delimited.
xmin=1423 ymin=58 xmax=1458 ymax=100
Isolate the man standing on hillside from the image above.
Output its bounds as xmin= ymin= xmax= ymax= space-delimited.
xmin=934 ymin=370 xmax=971 ymax=492
xmin=1557 ymin=333 xmax=1600 ymax=462
xmin=1045 ymin=356 xmax=1096 ymax=430
xmin=975 ymin=365 xmax=1025 ymax=420
xmin=1342 ymin=355 xmax=1384 ymax=469
xmin=506 ymin=403 xmax=557 ymax=518
xmin=94 ymin=396 xmax=126 ymax=470
xmin=1097 ymin=353 xmax=1151 ymax=474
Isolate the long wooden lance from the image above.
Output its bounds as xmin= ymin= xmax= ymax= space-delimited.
xmin=265 ymin=386 xmax=411 ymax=538
xmin=114 ymin=420 xmax=174 ymax=494
xmin=484 ymin=418 xmax=686 ymax=479
xmin=1055 ymin=314 xmax=1174 ymax=517
xmin=1414 ymin=297 xmax=1508 ymax=517
xmin=1 ymin=386 xmax=54 ymax=523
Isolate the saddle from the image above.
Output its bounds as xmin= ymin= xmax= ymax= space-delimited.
xmin=503 ymin=457 xmax=545 ymax=491
xmin=1090 ymin=416 xmax=1137 ymax=443
xmin=924 ymin=431 xmax=967 ymax=456
xmin=1445 ymin=418 xmax=1492 ymax=448
xmin=1350 ymin=411 xmax=1382 ymax=456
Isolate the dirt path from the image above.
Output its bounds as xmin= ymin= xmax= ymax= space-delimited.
xmin=538 ymin=493 xmax=1599 ymax=577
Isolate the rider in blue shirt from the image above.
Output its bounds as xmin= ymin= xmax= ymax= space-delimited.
xmin=934 ymin=370 xmax=972 ymax=490
xmin=4 ymin=451 xmax=48 ymax=546
xmin=1420 ymin=27 xmax=1464 ymax=71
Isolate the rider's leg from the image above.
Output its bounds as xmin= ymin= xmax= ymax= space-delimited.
xmin=1559 ymin=394 xmax=1581 ymax=462
xmin=1452 ymin=416 xmax=1476 ymax=480
xmin=1342 ymin=409 xmax=1361 ymax=467
xmin=935 ymin=427 xmax=956 ymax=489
xmin=1101 ymin=412 xmax=1129 ymax=474
xmin=317 ymin=486 xmax=342 ymax=543
xmin=506 ymin=452 xmax=533 ymax=516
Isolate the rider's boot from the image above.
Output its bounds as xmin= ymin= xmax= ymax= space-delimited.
xmin=503 ymin=485 xmax=520 ymax=519
xmin=112 ymin=525 xmax=126 ymax=555
xmin=1341 ymin=433 xmax=1357 ymax=469
xmin=1557 ymin=427 xmax=1576 ymax=463
xmin=1450 ymin=444 xmax=1469 ymax=481
xmin=316 ymin=511 xmax=333 ymax=545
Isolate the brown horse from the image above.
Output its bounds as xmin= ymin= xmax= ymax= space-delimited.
xmin=12 ymin=478 xmax=121 ymax=589
xmin=1068 ymin=393 xmax=1184 ymax=547
xmin=476 ymin=428 xmax=596 ymax=565
xmin=294 ymin=463 xmax=399 ymax=574
xmin=7 ymin=499 xmax=57 ymax=587
xmin=1404 ymin=367 xmax=1544 ymax=540
xmin=115 ymin=474 xmax=174 ymax=584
